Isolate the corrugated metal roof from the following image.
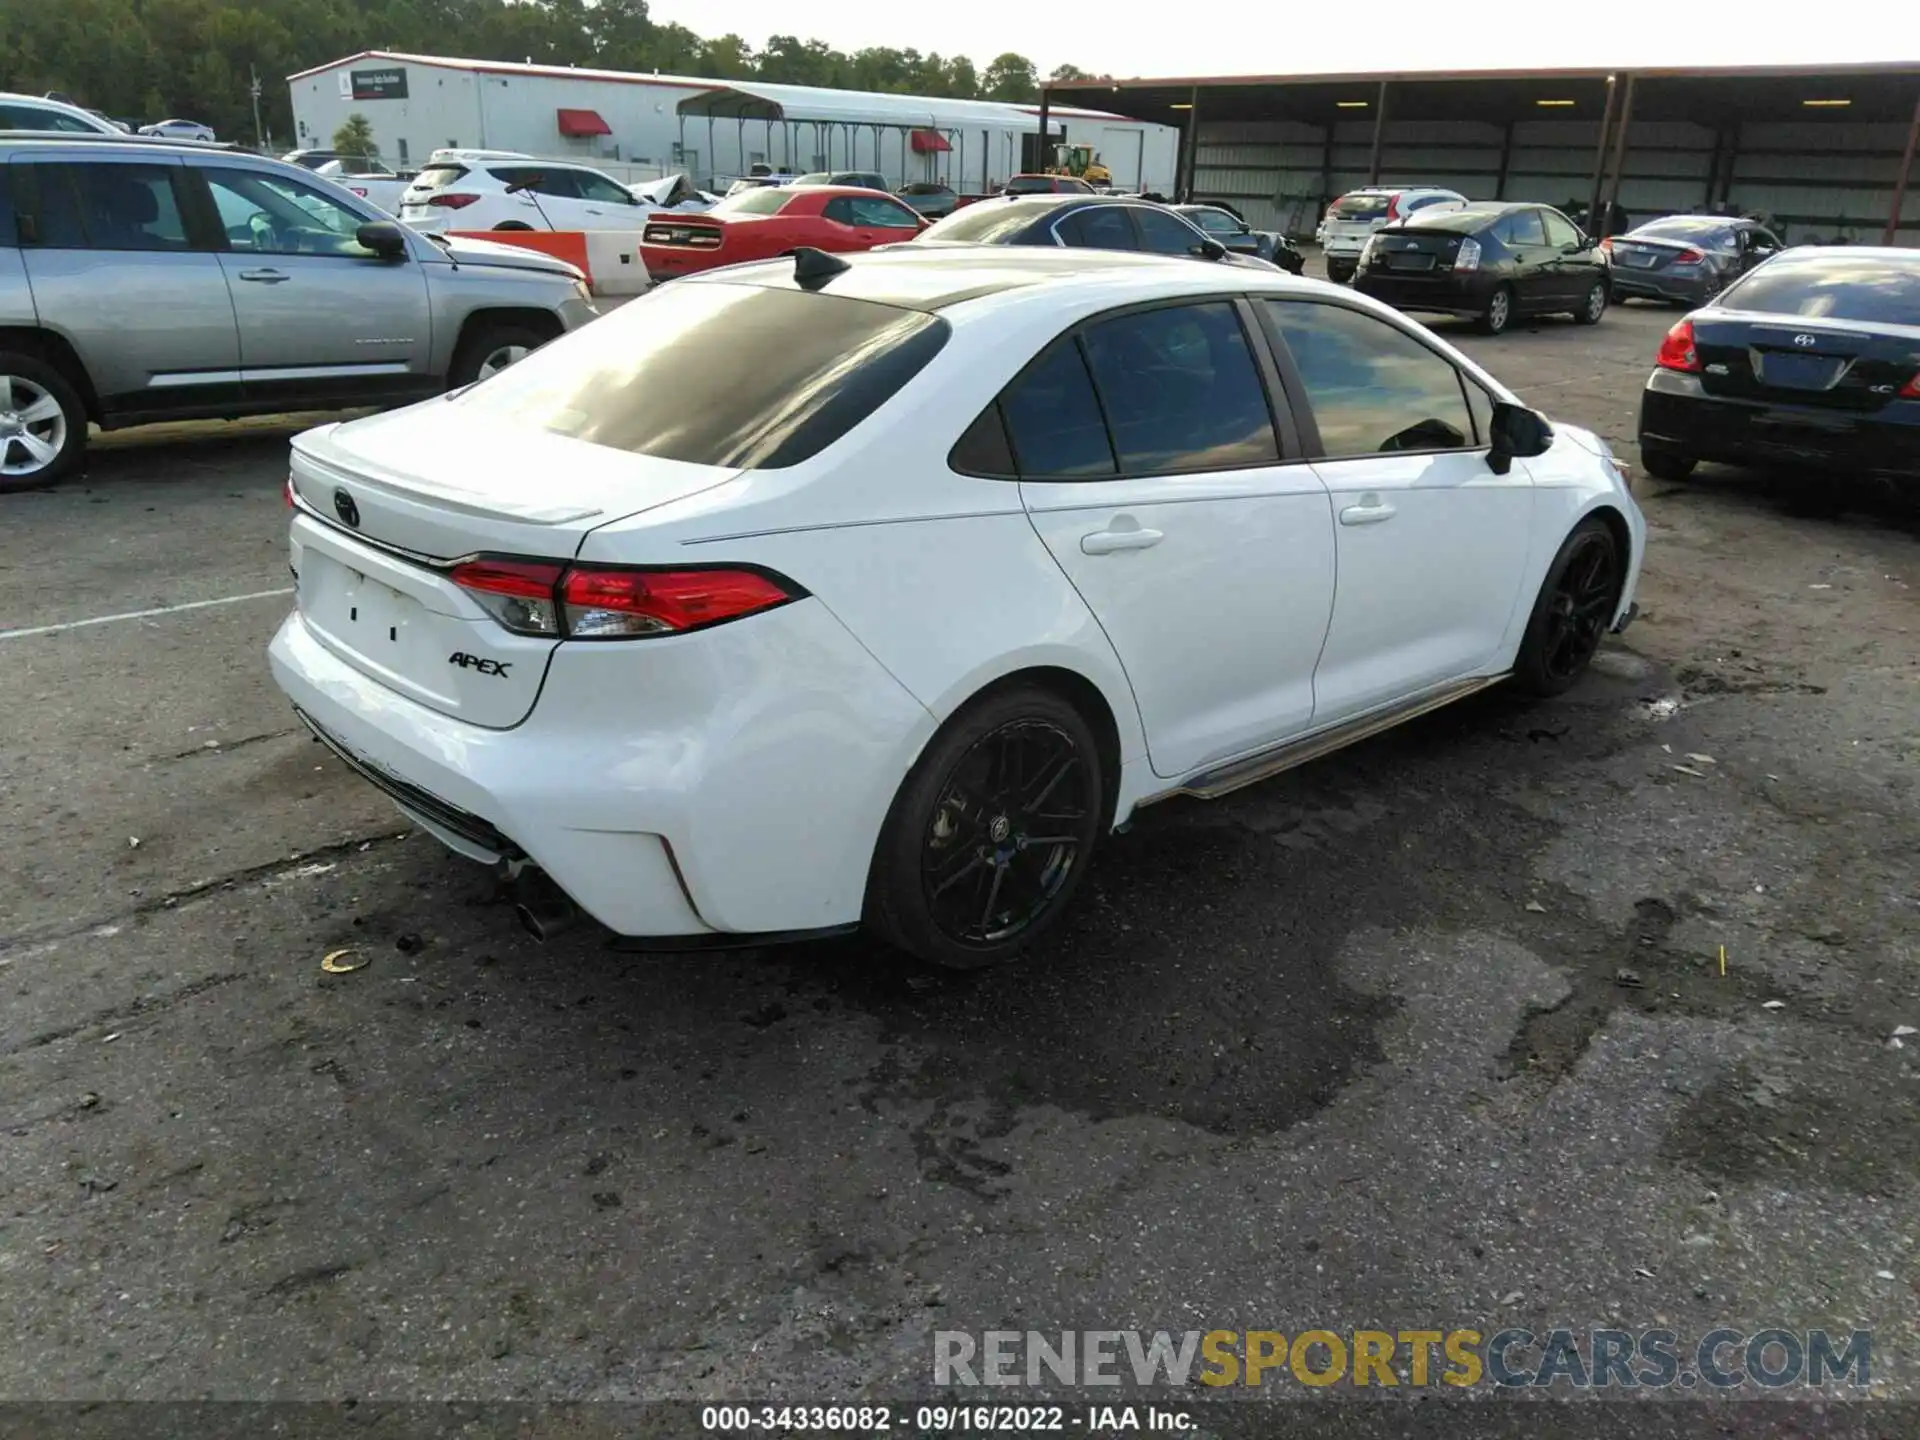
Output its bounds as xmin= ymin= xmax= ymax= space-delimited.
xmin=677 ymin=80 xmax=1128 ymax=130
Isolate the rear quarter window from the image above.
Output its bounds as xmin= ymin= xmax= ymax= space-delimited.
xmin=460 ymin=283 xmax=951 ymax=469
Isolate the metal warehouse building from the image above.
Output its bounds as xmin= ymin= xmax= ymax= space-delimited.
xmin=286 ymin=51 xmax=1180 ymax=194
xmin=1045 ymin=63 xmax=1920 ymax=244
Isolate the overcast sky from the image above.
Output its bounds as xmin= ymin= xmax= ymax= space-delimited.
xmin=647 ymin=0 xmax=1907 ymax=81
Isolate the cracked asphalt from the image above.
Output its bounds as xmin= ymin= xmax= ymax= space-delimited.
xmin=1 ymin=276 xmax=1916 ymax=1429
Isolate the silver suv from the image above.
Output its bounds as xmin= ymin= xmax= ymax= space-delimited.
xmin=0 ymin=134 xmax=599 ymax=490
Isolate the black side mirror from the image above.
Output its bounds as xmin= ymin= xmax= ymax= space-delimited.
xmin=1487 ymin=401 xmax=1553 ymax=474
xmin=1195 ymin=237 xmax=1228 ymax=261
xmin=356 ymin=220 xmax=408 ymax=258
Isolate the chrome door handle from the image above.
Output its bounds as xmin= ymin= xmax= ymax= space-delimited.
xmin=237 ymin=268 xmax=289 ymax=283
xmin=1081 ymin=526 xmax=1165 ymax=555
xmin=1339 ymin=500 xmax=1397 ymax=526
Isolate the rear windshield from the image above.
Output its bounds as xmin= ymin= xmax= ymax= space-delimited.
xmin=713 ymin=188 xmax=791 ymax=215
xmin=1329 ymin=193 xmax=1390 ymax=221
xmin=1632 ymin=217 xmax=1735 ymax=247
xmin=1719 ymin=255 xmax=1920 ymax=327
xmin=1005 ymin=176 xmax=1056 ymax=195
xmin=409 ymin=164 xmax=467 ymax=191
xmin=919 ymin=202 xmax=1047 ymax=243
xmin=1399 ymin=206 xmax=1505 ymax=233
xmin=460 ymin=282 xmax=950 ymax=469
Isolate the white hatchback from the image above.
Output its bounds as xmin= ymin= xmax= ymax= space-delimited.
xmin=399 ymin=152 xmax=654 ymax=234
xmin=1321 ymin=186 xmax=1468 ymax=282
xmin=269 ymin=246 xmax=1643 ymax=968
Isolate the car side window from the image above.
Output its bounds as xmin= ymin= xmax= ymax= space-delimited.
xmin=1541 ymin=209 xmax=1582 ymax=249
xmin=821 ymin=196 xmax=857 ymax=225
xmin=1193 ymin=209 xmax=1237 ymax=235
xmin=575 ymin=171 xmax=634 ymax=205
xmin=1265 ymin=300 xmax=1476 ymax=458
xmin=1080 ymin=302 xmax=1279 ymax=474
xmin=3 ymin=104 xmax=99 ymax=133
xmin=535 ymin=170 xmax=583 ymax=200
xmin=850 ymin=195 xmax=919 ymax=228
xmin=15 ymin=162 xmax=190 ymax=251
xmin=1057 ymin=206 xmax=1137 ymax=250
xmin=997 ymin=339 xmax=1117 ymax=479
xmin=202 ymin=169 xmax=377 ymax=258
xmin=1501 ymin=209 xmax=1547 ymax=247
xmin=1131 ymin=207 xmax=1203 ymax=257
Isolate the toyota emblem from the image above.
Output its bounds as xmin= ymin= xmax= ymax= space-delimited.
xmin=1792 ymin=333 xmax=1818 ymax=347
xmin=333 ymin=487 xmax=360 ymax=528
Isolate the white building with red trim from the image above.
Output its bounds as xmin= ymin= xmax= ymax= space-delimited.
xmin=286 ymin=51 xmax=1179 ymax=193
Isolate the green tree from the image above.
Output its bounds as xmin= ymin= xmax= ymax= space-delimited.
xmin=1049 ymin=64 xmax=1092 ymax=83
xmin=332 ymin=112 xmax=377 ymax=157
xmin=982 ymin=52 xmax=1039 ymax=102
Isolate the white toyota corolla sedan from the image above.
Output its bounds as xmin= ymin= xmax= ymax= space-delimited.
xmin=269 ymin=245 xmax=1644 ymax=968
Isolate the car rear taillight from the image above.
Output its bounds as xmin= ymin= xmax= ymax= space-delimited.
xmin=1454 ymin=237 xmax=1481 ymax=272
xmin=1899 ymin=371 xmax=1920 ymax=398
xmin=1599 ymin=236 xmax=1614 ymax=255
xmin=1656 ymin=319 xmax=1701 ymax=373
xmin=450 ymin=559 xmax=802 ymax=640
xmin=1386 ymin=194 xmax=1401 ymax=220
xmin=450 ymin=558 xmax=566 ymax=636
xmin=350 ymin=185 xmax=369 ymax=197
xmin=284 ymin=475 xmax=296 ymax=508
xmin=562 ymin=567 xmax=798 ymax=638
xmin=427 ymin=192 xmax=481 ymax=209
xmin=1674 ymin=247 xmax=1706 ymax=265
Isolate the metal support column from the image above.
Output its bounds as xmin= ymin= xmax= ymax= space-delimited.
xmin=1884 ymin=90 xmax=1920 ymax=245
xmin=1602 ymin=73 xmax=1637 ymax=224
xmin=1493 ymin=119 xmax=1515 ymax=200
xmin=1178 ymin=86 xmax=1200 ymax=201
xmin=1365 ymin=80 xmax=1389 ymax=185
xmin=1586 ymin=75 xmax=1619 ymax=228
xmin=1036 ymin=89 xmax=1051 ymax=177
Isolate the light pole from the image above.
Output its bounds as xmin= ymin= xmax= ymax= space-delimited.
xmin=249 ymin=66 xmax=264 ymax=152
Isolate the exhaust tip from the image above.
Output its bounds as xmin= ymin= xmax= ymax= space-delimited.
xmin=511 ymin=874 xmax=581 ymax=944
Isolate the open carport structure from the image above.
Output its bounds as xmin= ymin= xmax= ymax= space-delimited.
xmin=675 ymin=81 xmax=1180 ymax=195
xmin=1043 ymin=63 xmax=1920 ymax=243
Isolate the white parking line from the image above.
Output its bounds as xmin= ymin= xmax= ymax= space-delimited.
xmin=0 ymin=587 xmax=294 ymax=642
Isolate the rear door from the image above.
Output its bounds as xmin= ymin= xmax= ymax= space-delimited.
xmin=1012 ymin=298 xmax=1337 ymax=778
xmin=1492 ymin=208 xmax=1557 ymax=311
xmin=193 ymin=160 xmax=435 ymax=408
xmin=9 ymin=153 xmax=240 ymax=417
xmin=1262 ymin=297 xmax=1535 ymax=720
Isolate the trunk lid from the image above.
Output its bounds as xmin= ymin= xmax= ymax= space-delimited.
xmin=287 ymin=406 xmax=744 ymax=727
xmin=1368 ymin=227 xmax=1464 ymax=273
xmin=1609 ymin=235 xmax=1697 ymax=272
xmin=1692 ymin=314 xmax=1920 ymax=411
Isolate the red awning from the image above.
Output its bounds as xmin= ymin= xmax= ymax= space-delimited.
xmin=557 ymin=108 xmax=612 ymax=137
xmin=910 ymin=129 xmax=952 ymax=154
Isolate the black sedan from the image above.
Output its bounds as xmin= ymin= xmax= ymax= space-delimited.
xmin=1606 ymin=215 xmax=1784 ymax=307
xmin=1637 ymin=248 xmax=1920 ymax=492
xmin=1352 ymin=202 xmax=1610 ymax=335
xmin=898 ymin=181 xmax=960 ymax=219
xmin=1173 ymin=203 xmax=1306 ymax=273
xmin=916 ymin=195 xmax=1281 ymax=270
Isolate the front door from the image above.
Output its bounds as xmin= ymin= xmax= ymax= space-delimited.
xmin=569 ymin=167 xmax=649 ymax=232
xmin=1541 ymin=206 xmax=1599 ymax=307
xmin=1261 ymin=298 xmax=1536 ymax=721
xmin=196 ymin=163 xmax=435 ymax=408
xmin=11 ymin=155 xmax=240 ymax=419
xmin=1010 ymin=300 xmax=1337 ymax=780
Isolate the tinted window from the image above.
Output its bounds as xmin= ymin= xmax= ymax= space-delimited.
xmin=1633 ymin=216 xmax=1739 ymax=246
xmin=1005 ymin=176 xmax=1055 ymax=195
xmin=1401 ymin=194 xmax=1452 ymax=213
xmin=18 ymin=162 xmax=189 ymax=250
xmin=1189 ymin=209 xmax=1240 ymax=235
xmin=999 ymin=340 xmax=1116 ymax=479
xmin=0 ymin=166 xmax=12 ymax=247
xmin=466 ymin=284 xmax=950 ymax=469
xmin=204 ymin=170 xmax=377 ymax=257
xmin=1541 ymin=209 xmax=1582 ymax=248
xmin=1405 ymin=206 xmax=1510 ymax=234
xmin=1329 ymin=192 xmax=1390 ymax=221
xmin=850 ymin=195 xmax=919 ymax=228
xmin=1718 ymin=255 xmax=1920 ymax=327
xmin=1266 ymin=301 xmax=1474 ymax=457
xmin=822 ymin=197 xmax=857 ymax=224
xmin=921 ymin=203 xmax=1051 ymax=244
xmin=410 ymin=164 xmax=468 ymax=192
xmin=1081 ymin=303 xmax=1278 ymax=474
xmin=949 ymin=403 xmax=1017 ymax=478
xmin=1132 ymin=207 xmax=1204 ymax=257
xmin=902 ymin=183 xmax=951 ymax=196
xmin=575 ymin=170 xmax=635 ymax=205
xmin=1464 ymin=379 xmax=1496 ymax=449
xmin=1058 ymin=205 xmax=1136 ymax=250
xmin=1495 ymin=210 xmax=1547 ymax=247
xmin=714 ymin=188 xmax=791 ymax=216
xmin=0 ymin=104 xmax=100 ymax=133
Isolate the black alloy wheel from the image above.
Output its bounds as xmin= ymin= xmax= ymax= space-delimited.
xmin=867 ymin=686 xmax=1105 ymax=969
xmin=921 ymin=718 xmax=1091 ymax=948
xmin=1514 ymin=519 xmax=1623 ymax=696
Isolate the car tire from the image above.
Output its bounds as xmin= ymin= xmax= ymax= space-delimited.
xmin=1324 ymin=259 xmax=1355 ymax=285
xmin=1478 ymin=284 xmax=1515 ymax=335
xmin=1573 ymin=279 xmax=1608 ymax=325
xmin=1511 ymin=518 xmax=1624 ymax=698
xmin=1639 ymin=446 xmax=1696 ymax=483
xmin=866 ymin=685 xmax=1106 ymax=970
xmin=448 ymin=322 xmax=552 ymax=389
xmin=0 ymin=351 xmax=87 ymax=493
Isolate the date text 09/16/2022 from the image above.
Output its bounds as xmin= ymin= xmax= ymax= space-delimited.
xmin=700 ymin=1404 xmax=1192 ymax=1431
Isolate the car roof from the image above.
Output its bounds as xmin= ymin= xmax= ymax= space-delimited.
xmin=0 ymin=131 xmax=243 ymax=155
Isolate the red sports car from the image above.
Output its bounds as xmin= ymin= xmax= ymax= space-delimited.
xmin=639 ymin=184 xmax=927 ymax=280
